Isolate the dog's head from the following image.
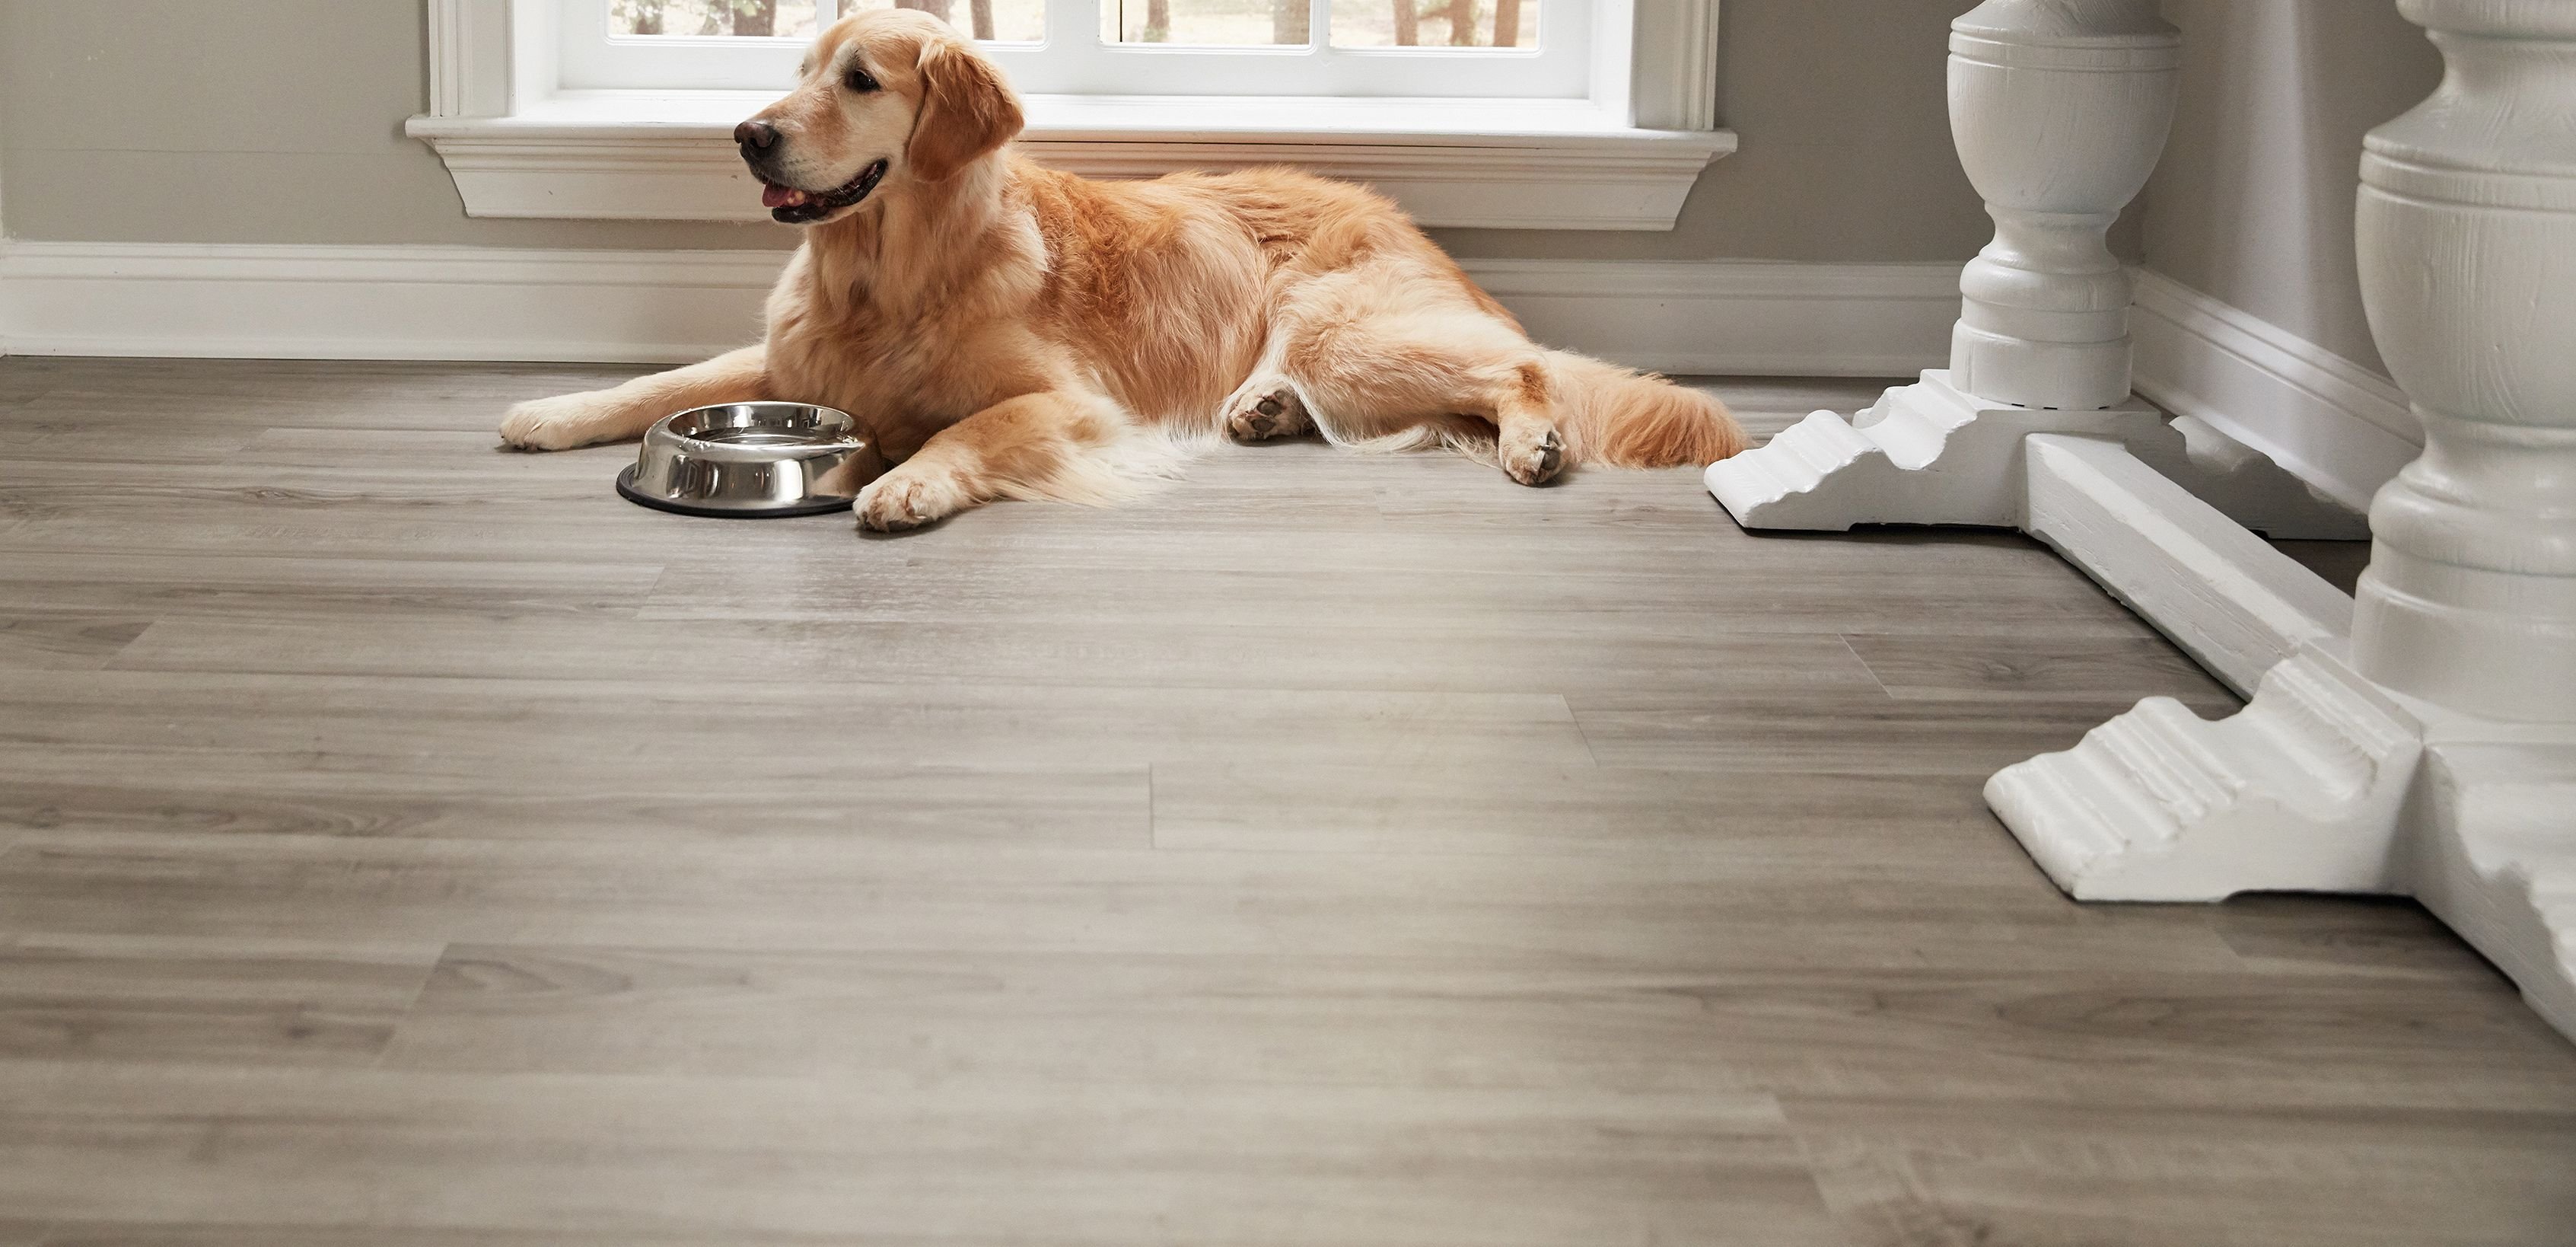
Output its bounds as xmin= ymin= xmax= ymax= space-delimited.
xmin=732 ymin=9 xmax=1025 ymax=225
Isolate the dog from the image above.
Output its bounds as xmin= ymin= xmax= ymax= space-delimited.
xmin=500 ymin=8 xmax=1745 ymax=531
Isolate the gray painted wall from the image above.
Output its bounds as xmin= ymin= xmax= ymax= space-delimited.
xmin=2141 ymin=0 xmax=2442 ymax=374
xmin=0 ymin=0 xmax=1993 ymax=260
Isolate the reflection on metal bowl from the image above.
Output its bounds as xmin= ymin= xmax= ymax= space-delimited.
xmin=616 ymin=403 xmax=886 ymax=518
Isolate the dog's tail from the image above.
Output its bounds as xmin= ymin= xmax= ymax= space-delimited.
xmin=1547 ymin=350 xmax=1745 ymax=468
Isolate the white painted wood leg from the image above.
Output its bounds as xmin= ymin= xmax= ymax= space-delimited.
xmin=1705 ymin=0 xmax=2365 ymax=540
xmin=1989 ymin=0 xmax=2576 ymax=1045
xmin=2017 ymin=435 xmax=2353 ymax=696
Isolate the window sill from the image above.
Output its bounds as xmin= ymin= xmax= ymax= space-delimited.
xmin=405 ymin=94 xmax=1737 ymax=231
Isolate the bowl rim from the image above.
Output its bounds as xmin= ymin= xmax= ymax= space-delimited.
xmin=642 ymin=401 xmax=865 ymax=464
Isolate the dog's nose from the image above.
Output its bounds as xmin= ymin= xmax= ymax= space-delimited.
xmin=734 ymin=120 xmax=779 ymax=152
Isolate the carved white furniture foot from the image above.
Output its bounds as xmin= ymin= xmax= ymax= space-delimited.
xmin=1991 ymin=649 xmax=2576 ymax=1039
xmin=2417 ymin=744 xmax=2576 ymax=1038
xmin=1707 ymin=372 xmax=2365 ymax=537
xmin=1989 ymin=647 xmax=2420 ymax=902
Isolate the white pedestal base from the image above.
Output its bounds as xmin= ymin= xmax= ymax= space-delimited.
xmin=1705 ymin=371 xmax=2366 ymax=539
xmin=1990 ymin=646 xmax=2576 ymax=1041
xmin=1967 ymin=436 xmax=2576 ymax=1044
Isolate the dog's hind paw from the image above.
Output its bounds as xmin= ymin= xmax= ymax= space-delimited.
xmin=1222 ymin=382 xmax=1313 ymax=443
xmin=1500 ymin=425 xmax=1566 ymax=486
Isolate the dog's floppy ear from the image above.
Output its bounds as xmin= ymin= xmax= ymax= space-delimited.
xmin=906 ymin=40 xmax=1024 ymax=183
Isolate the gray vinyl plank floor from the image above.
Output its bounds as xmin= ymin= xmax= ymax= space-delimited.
xmin=0 ymin=357 xmax=2568 ymax=1245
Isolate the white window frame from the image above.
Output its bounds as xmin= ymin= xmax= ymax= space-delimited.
xmin=409 ymin=0 xmax=1731 ymax=231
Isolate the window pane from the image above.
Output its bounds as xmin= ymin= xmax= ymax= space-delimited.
xmin=1105 ymin=0 xmax=1308 ymax=46
xmin=846 ymin=0 xmax=1046 ymax=43
xmin=610 ymin=1 xmax=828 ymax=37
xmin=610 ymin=0 xmax=1044 ymax=43
xmin=1329 ymin=0 xmax=1535 ymax=47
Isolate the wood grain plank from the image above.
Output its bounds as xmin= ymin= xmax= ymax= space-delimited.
xmin=0 ymin=423 xmax=266 ymax=466
xmin=0 ymin=553 xmax=661 ymax=621
xmin=381 ymin=943 xmax=1775 ymax=1089
xmin=0 ymin=357 xmax=66 ymax=410
xmin=0 ymin=766 xmax=1151 ymax=847
xmin=1691 ymin=968 xmax=2576 ymax=1111
xmin=1150 ymin=761 xmax=2006 ymax=859
xmin=0 ymin=467 xmax=677 ymax=563
xmin=1841 ymin=631 xmax=2241 ymax=713
xmin=107 ymin=614 xmax=1881 ymax=696
xmin=376 ymin=941 xmax=2318 ymax=1089
xmin=0 ymin=671 xmax=1596 ymax=769
xmin=0 ymin=614 xmax=156 ymax=672
xmin=37 ymin=1229 xmax=860 ymax=1247
xmin=1791 ymin=1096 xmax=2576 ymax=1247
xmin=0 ymin=1062 xmax=1842 ymax=1245
xmin=635 ymin=531 xmax=2161 ymax=638
xmin=1571 ymin=691 xmax=2137 ymax=776
xmin=0 ymin=830 xmax=2097 ymax=962
xmin=2207 ymin=894 xmax=2508 ymax=980
xmin=226 ymin=428 xmax=624 ymax=474
xmin=0 ymin=933 xmax=440 ymax=1067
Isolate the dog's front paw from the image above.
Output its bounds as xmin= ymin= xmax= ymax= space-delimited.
xmin=855 ymin=464 xmax=973 ymax=532
xmin=1221 ymin=380 xmax=1313 ymax=443
xmin=500 ymin=394 xmax=609 ymax=451
xmin=1500 ymin=424 xmax=1566 ymax=486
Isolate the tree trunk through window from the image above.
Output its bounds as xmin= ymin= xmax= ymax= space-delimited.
xmin=1444 ymin=0 xmax=1476 ymax=45
xmin=731 ymin=0 xmax=777 ymax=36
xmin=970 ymin=0 xmax=995 ymax=38
xmin=1491 ymin=0 xmax=1519 ymax=46
xmin=1272 ymin=0 xmax=1309 ymax=45
xmin=897 ymin=0 xmax=958 ymax=24
xmin=1144 ymin=0 xmax=1170 ymax=41
xmin=1393 ymin=0 xmax=1418 ymax=45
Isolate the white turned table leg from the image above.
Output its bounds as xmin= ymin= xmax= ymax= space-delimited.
xmin=1707 ymin=0 xmax=2365 ymax=540
xmin=1989 ymin=0 xmax=2576 ymax=1046
xmin=2349 ymin=2 xmax=2576 ymax=724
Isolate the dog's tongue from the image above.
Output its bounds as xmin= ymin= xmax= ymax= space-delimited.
xmin=762 ymin=183 xmax=810 ymax=209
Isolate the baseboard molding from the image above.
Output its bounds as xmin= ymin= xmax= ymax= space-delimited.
xmin=2130 ymin=268 xmax=2421 ymax=514
xmin=0 ymin=241 xmax=1959 ymax=378
xmin=0 ymin=243 xmax=792 ymax=366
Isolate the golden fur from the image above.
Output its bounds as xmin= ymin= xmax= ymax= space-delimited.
xmin=500 ymin=9 xmax=1746 ymax=531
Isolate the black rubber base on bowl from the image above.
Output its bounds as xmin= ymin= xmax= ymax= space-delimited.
xmin=615 ymin=466 xmax=856 ymax=520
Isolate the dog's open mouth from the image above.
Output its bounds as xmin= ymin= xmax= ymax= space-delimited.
xmin=760 ymin=159 xmax=890 ymax=225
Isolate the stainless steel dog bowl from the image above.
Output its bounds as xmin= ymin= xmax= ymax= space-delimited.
xmin=616 ymin=403 xmax=885 ymax=518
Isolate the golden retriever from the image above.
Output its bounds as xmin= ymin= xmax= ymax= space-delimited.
xmin=500 ymin=8 xmax=1744 ymax=531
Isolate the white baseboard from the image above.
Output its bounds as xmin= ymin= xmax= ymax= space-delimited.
xmin=2130 ymin=268 xmax=2421 ymax=514
xmin=0 ymin=241 xmax=1958 ymax=379
xmin=0 ymin=243 xmax=791 ymax=366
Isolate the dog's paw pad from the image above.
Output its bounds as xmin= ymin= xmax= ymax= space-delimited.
xmin=1224 ymin=384 xmax=1311 ymax=443
xmin=1503 ymin=428 xmax=1566 ymax=486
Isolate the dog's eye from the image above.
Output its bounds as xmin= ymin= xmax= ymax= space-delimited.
xmin=843 ymin=65 xmax=880 ymax=94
